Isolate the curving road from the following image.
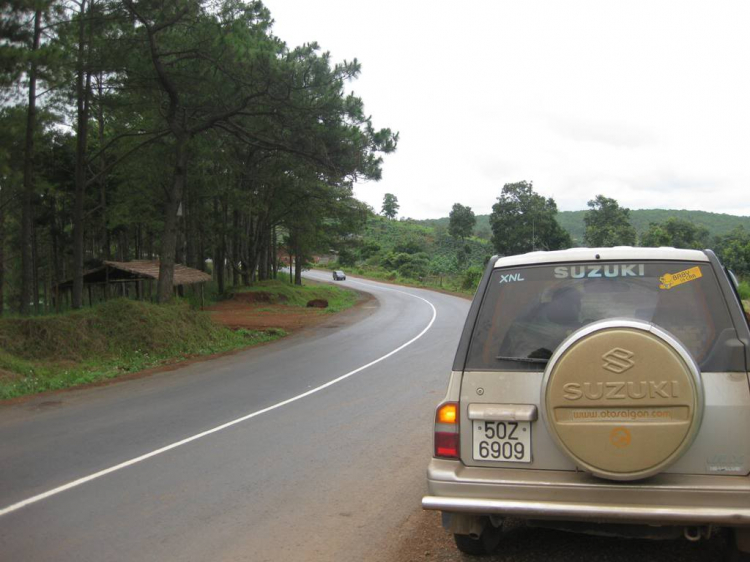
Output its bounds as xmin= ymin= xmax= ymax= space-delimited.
xmin=0 ymin=272 xmax=469 ymax=561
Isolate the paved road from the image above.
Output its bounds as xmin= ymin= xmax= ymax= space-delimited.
xmin=0 ymin=273 xmax=469 ymax=561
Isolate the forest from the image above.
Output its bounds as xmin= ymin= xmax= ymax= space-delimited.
xmin=0 ymin=0 xmax=397 ymax=316
xmin=2 ymin=2 xmax=748 ymax=319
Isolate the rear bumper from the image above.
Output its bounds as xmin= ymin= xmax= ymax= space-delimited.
xmin=424 ymin=459 xmax=750 ymax=527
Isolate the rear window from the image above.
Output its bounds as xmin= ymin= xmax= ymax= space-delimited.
xmin=466 ymin=261 xmax=742 ymax=372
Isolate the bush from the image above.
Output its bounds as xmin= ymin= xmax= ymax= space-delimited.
xmin=738 ymin=281 xmax=750 ymax=301
xmin=360 ymin=241 xmax=381 ymax=259
xmin=337 ymin=248 xmax=357 ymax=267
xmin=393 ymin=238 xmax=425 ymax=255
xmin=461 ymin=266 xmax=484 ymax=291
xmin=393 ymin=252 xmax=430 ymax=280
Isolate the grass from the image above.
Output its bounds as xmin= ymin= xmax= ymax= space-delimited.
xmin=0 ymin=299 xmax=283 ymax=400
xmin=229 ymin=273 xmax=359 ymax=313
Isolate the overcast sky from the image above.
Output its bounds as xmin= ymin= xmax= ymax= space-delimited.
xmin=263 ymin=0 xmax=750 ymax=220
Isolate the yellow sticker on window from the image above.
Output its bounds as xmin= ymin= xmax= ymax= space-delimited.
xmin=659 ymin=266 xmax=702 ymax=290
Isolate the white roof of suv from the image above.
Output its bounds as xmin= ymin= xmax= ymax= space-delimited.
xmin=493 ymin=247 xmax=709 ymax=269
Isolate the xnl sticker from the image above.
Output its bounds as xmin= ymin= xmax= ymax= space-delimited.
xmin=554 ymin=264 xmax=645 ymax=279
xmin=499 ymin=272 xmax=525 ymax=283
xmin=659 ymin=266 xmax=702 ymax=290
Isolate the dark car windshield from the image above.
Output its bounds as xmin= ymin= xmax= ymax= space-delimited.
xmin=466 ymin=261 xmax=742 ymax=372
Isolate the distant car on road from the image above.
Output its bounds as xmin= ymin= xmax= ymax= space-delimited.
xmin=332 ymin=270 xmax=346 ymax=281
xmin=424 ymin=247 xmax=750 ymax=559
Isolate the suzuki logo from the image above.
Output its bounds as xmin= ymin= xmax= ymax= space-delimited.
xmin=602 ymin=348 xmax=635 ymax=374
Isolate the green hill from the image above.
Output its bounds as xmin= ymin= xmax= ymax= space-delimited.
xmin=419 ymin=209 xmax=750 ymax=246
xmin=557 ymin=209 xmax=750 ymax=245
xmin=337 ymin=210 xmax=750 ymax=292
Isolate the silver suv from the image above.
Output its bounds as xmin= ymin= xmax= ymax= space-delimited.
xmin=424 ymin=247 xmax=750 ymax=558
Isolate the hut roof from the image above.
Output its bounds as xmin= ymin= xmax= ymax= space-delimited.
xmin=104 ymin=261 xmax=211 ymax=284
xmin=56 ymin=260 xmax=211 ymax=288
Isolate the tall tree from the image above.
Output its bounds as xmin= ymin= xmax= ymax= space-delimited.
xmin=1 ymin=0 xmax=62 ymax=313
xmin=448 ymin=202 xmax=475 ymax=241
xmin=121 ymin=0 xmax=279 ymax=302
xmin=583 ymin=194 xmax=637 ymax=247
xmin=640 ymin=217 xmax=709 ymax=250
xmin=381 ymin=193 xmax=399 ymax=219
xmin=714 ymin=227 xmax=750 ymax=277
xmin=489 ymin=181 xmax=571 ymax=256
xmin=70 ymin=0 xmax=92 ymax=308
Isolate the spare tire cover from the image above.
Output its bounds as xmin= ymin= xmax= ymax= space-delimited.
xmin=541 ymin=319 xmax=703 ymax=481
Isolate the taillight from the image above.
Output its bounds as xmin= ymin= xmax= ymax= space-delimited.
xmin=434 ymin=402 xmax=459 ymax=459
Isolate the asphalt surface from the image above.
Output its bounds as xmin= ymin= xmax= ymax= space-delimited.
xmin=0 ymin=272 xmax=468 ymax=561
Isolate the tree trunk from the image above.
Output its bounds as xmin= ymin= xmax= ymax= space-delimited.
xmin=0 ymin=191 xmax=5 ymax=316
xmin=294 ymin=255 xmax=302 ymax=285
xmin=51 ymin=208 xmax=61 ymax=312
xmin=32 ymin=206 xmax=39 ymax=314
xmin=20 ymin=8 xmax=42 ymax=315
xmin=258 ymin=236 xmax=268 ymax=281
xmin=213 ymin=198 xmax=225 ymax=294
xmin=198 ymin=223 xmax=205 ymax=271
xmin=96 ymin=73 xmax=110 ymax=261
xmin=185 ymin=182 xmax=198 ymax=269
xmin=135 ymin=224 xmax=142 ymax=259
xmin=215 ymin=244 xmax=225 ymax=294
xmin=72 ymin=0 xmax=91 ymax=309
xmin=232 ymin=209 xmax=240 ymax=286
xmin=120 ymin=229 xmax=130 ymax=261
xmin=156 ymin=136 xmax=189 ymax=303
xmin=242 ymin=215 xmax=251 ymax=286
xmin=271 ymin=226 xmax=277 ymax=279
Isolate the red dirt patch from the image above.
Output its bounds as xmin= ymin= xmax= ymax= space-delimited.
xmin=230 ymin=291 xmax=288 ymax=304
xmin=206 ymin=295 xmax=330 ymax=332
xmin=306 ymin=299 xmax=328 ymax=308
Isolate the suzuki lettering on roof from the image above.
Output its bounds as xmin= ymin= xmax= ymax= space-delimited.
xmin=554 ymin=264 xmax=645 ymax=279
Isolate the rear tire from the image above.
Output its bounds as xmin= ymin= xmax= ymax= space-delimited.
xmin=454 ymin=521 xmax=503 ymax=556
xmin=727 ymin=529 xmax=750 ymax=562
xmin=727 ymin=547 xmax=750 ymax=562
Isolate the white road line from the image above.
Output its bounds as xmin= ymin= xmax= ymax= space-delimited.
xmin=0 ymin=280 xmax=437 ymax=518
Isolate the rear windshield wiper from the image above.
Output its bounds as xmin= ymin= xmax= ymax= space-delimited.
xmin=494 ymin=355 xmax=549 ymax=365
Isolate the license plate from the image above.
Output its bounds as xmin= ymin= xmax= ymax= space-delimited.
xmin=472 ymin=420 xmax=532 ymax=463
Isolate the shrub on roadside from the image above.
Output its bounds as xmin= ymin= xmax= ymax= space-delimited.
xmin=461 ymin=266 xmax=484 ymax=291
xmin=738 ymin=281 xmax=750 ymax=300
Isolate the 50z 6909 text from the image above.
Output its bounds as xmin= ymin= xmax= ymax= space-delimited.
xmin=477 ymin=422 xmax=525 ymax=460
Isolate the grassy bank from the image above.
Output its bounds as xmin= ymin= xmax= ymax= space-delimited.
xmin=0 ymin=299 xmax=282 ymax=400
xmin=0 ymin=275 xmax=361 ymax=401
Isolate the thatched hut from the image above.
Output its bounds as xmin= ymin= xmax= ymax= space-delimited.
xmin=55 ymin=260 xmax=212 ymax=307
